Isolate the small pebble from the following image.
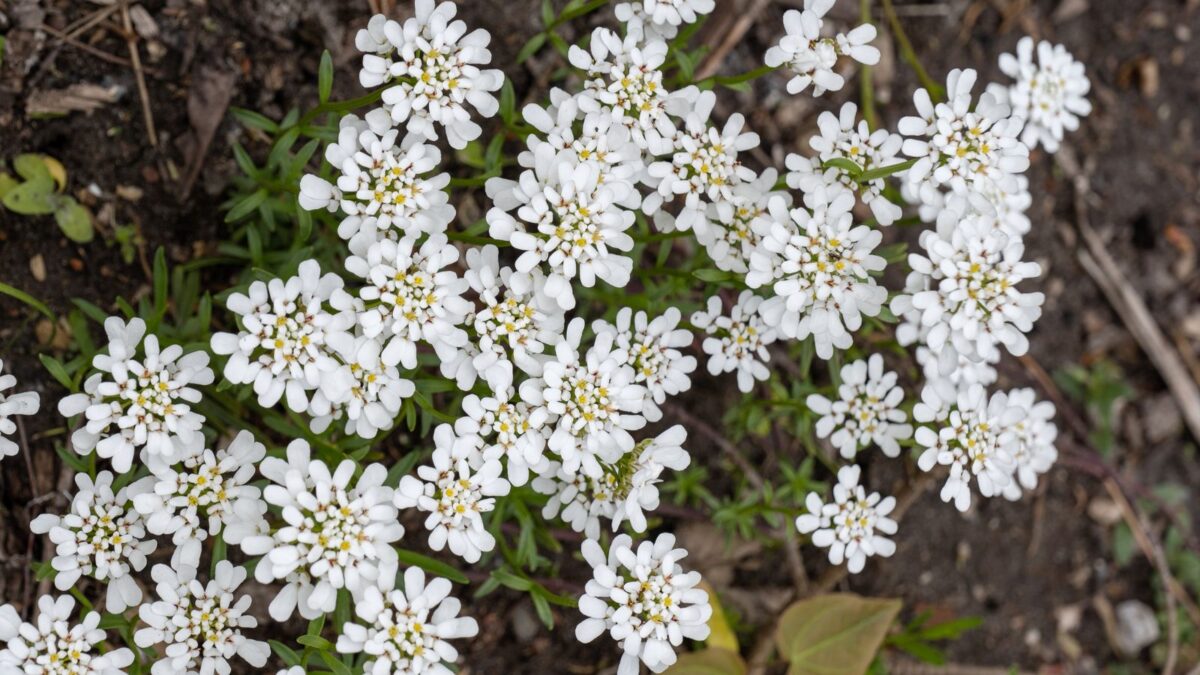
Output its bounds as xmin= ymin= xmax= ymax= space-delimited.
xmin=29 ymin=254 xmax=46 ymax=282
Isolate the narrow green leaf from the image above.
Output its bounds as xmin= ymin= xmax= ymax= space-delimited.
xmin=394 ymin=548 xmax=469 ymax=585
xmin=39 ymin=354 xmax=75 ymax=391
xmin=0 ymin=282 xmax=54 ymax=319
xmin=270 ymin=640 xmax=302 ymax=667
xmin=226 ymin=189 xmax=268 ymax=223
xmin=517 ymin=33 xmax=547 ymax=64
xmin=318 ymin=50 xmax=334 ymax=103
xmin=297 ymin=634 xmax=334 ymax=651
xmin=319 ymin=652 xmax=352 ymax=675
xmin=230 ymin=107 xmax=279 ymax=133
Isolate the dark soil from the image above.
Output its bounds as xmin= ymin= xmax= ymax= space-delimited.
xmin=2 ymin=0 xmax=1198 ymax=673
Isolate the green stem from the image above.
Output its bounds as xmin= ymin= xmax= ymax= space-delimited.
xmin=859 ymin=0 xmax=878 ymax=129
xmin=880 ymin=0 xmax=944 ymax=102
xmin=290 ymin=88 xmax=387 ymax=131
xmin=700 ymin=64 xmax=778 ymax=89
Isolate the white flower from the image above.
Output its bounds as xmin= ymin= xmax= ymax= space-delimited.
xmin=643 ymin=90 xmax=760 ymax=234
xmin=299 ymin=114 xmax=453 ymax=249
xmin=915 ymin=344 xmax=998 ymax=392
xmin=898 ymin=68 xmax=1030 ymax=212
xmin=347 ymin=234 xmax=471 ymax=369
xmin=594 ymin=307 xmax=695 ymax=422
xmin=313 ymin=333 xmax=416 ymax=439
xmin=748 ymin=190 xmax=887 ymax=359
xmin=806 ymin=354 xmax=912 ymax=459
xmin=534 ymin=425 xmax=690 ymax=538
xmin=575 ymin=533 xmax=712 ymax=675
xmin=914 ymin=384 xmax=1018 ymax=512
xmin=615 ymin=0 xmax=714 ymax=41
xmin=396 ymin=447 xmax=510 ymax=563
xmin=132 ymin=430 xmax=266 ymax=567
xmin=786 ymin=102 xmax=904 ymax=225
xmin=691 ymin=291 xmax=777 ymax=393
xmin=518 ymin=92 xmax=644 ymax=208
xmin=210 ymin=259 xmax=353 ymax=413
xmin=0 ymin=595 xmax=133 ymax=675
xmin=1000 ymin=388 xmax=1058 ymax=501
xmin=58 ymin=317 xmax=212 ymax=473
xmin=239 ymin=448 xmax=403 ymax=620
xmin=891 ymin=209 xmax=1044 ymax=363
xmin=0 ymin=358 xmax=38 ymax=460
xmin=764 ymin=0 xmax=879 ymax=96
xmin=359 ymin=3 xmax=504 ymax=149
xmin=487 ymin=160 xmax=636 ymax=311
xmin=454 ymin=393 xmax=551 ymax=486
xmin=135 ymin=561 xmax=269 ymax=675
xmin=697 ymin=169 xmax=789 ymax=273
xmin=795 ymin=465 xmax=897 ymax=573
xmin=987 ymin=37 xmax=1091 ymax=153
xmin=335 ymin=566 xmax=478 ymax=675
xmin=569 ymin=28 xmax=696 ymax=153
xmin=30 ymin=471 xmax=156 ymax=614
xmin=536 ymin=318 xmax=647 ymax=478
xmin=456 ymin=245 xmax=566 ymax=393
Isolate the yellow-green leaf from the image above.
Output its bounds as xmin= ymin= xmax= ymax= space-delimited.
xmin=775 ymin=593 xmax=902 ymax=675
xmin=701 ymin=581 xmax=739 ymax=653
xmin=666 ymin=649 xmax=747 ymax=675
xmin=3 ymin=180 xmax=56 ymax=215
xmin=41 ymin=156 xmax=68 ymax=191
xmin=0 ymin=172 xmax=18 ymax=199
xmin=54 ymin=199 xmax=94 ymax=243
xmin=13 ymin=153 xmax=51 ymax=184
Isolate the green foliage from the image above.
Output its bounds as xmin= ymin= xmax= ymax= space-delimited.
xmin=885 ymin=611 xmax=983 ymax=665
xmin=775 ymin=594 xmax=902 ymax=675
xmin=0 ymin=154 xmax=94 ymax=242
xmin=1054 ymin=360 xmax=1129 ymax=457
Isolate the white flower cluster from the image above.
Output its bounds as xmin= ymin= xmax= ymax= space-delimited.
xmin=59 ymin=317 xmax=213 ymax=472
xmin=616 ymin=0 xmax=714 ymax=41
xmin=988 ymin=37 xmax=1092 ymax=153
xmin=692 ymin=291 xmax=777 ymax=393
xmin=576 ymin=533 xmax=712 ymax=674
xmin=806 ymin=354 xmax=911 ymax=459
xmin=0 ymin=357 xmax=39 ymax=460
xmin=796 ymin=465 xmax=897 ymax=573
xmin=1 ymin=595 xmax=133 ymax=675
xmin=764 ymin=0 xmax=880 ymax=96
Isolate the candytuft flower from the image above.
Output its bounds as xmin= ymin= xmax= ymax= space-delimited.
xmin=0 ymin=357 xmax=38 ymax=461
xmin=806 ymin=354 xmax=912 ymax=459
xmin=336 ymin=566 xmax=479 ymax=674
xmin=594 ymin=307 xmax=695 ymax=422
xmin=59 ymin=317 xmax=213 ymax=473
xmin=691 ymin=291 xmax=777 ymax=393
xmin=1000 ymin=387 xmax=1059 ymax=501
xmin=987 ymin=37 xmax=1091 ymax=153
xmin=764 ymin=0 xmax=880 ymax=96
xmin=238 ymin=448 xmax=403 ymax=620
xmin=396 ymin=446 xmax=511 ymax=563
xmin=211 ymin=259 xmax=354 ymax=413
xmin=576 ymin=533 xmax=712 ymax=674
xmin=0 ymin=595 xmax=133 ymax=675
xmin=795 ymin=464 xmax=897 ymax=573
xmin=358 ymin=3 xmax=504 ymax=148
xmin=615 ymin=0 xmax=715 ymax=41
xmin=31 ymin=471 xmax=156 ymax=614
xmin=135 ymin=561 xmax=269 ymax=675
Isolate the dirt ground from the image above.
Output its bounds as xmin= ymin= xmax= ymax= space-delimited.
xmin=2 ymin=0 xmax=1199 ymax=673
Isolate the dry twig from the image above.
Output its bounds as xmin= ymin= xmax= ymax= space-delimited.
xmin=119 ymin=0 xmax=158 ymax=148
xmin=694 ymin=0 xmax=774 ymax=81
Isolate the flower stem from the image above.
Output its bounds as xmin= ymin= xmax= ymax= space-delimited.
xmin=880 ymin=0 xmax=945 ymax=102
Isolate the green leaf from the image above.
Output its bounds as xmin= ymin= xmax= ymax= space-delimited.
xmin=499 ymin=79 xmax=516 ymax=125
xmin=226 ymin=189 xmax=268 ymax=223
xmin=13 ymin=154 xmax=52 ymax=184
xmin=702 ymin=582 xmax=738 ymax=652
xmin=693 ymin=269 xmax=736 ymax=284
xmin=230 ymin=107 xmax=279 ymax=133
xmin=541 ymin=0 xmax=554 ymax=27
xmin=297 ymin=634 xmax=334 ymax=650
xmin=318 ymin=50 xmax=334 ymax=103
xmin=531 ymin=591 xmax=554 ymax=629
xmin=775 ymin=593 xmax=902 ymax=675
xmin=0 ymin=281 xmax=54 ymax=319
xmin=517 ymin=33 xmax=547 ymax=64
xmin=152 ymin=248 xmax=169 ymax=318
xmin=270 ymin=640 xmax=302 ymax=667
xmin=394 ymin=548 xmax=469 ymax=585
xmin=319 ymin=652 xmax=353 ymax=675
xmin=39 ymin=354 xmax=75 ymax=391
xmin=53 ymin=199 xmax=94 ymax=243
xmin=491 ymin=569 xmax=532 ymax=591
xmin=3 ymin=180 xmax=56 ymax=215
xmin=821 ymin=157 xmax=864 ymax=177
xmin=665 ymin=649 xmax=747 ymax=675
xmin=0 ymin=172 xmax=19 ymax=199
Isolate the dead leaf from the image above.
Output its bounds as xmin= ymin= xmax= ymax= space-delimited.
xmin=129 ymin=5 xmax=160 ymax=39
xmin=29 ymin=254 xmax=45 ymax=282
xmin=26 ymin=83 xmax=123 ymax=116
xmin=179 ymin=67 xmax=238 ymax=199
